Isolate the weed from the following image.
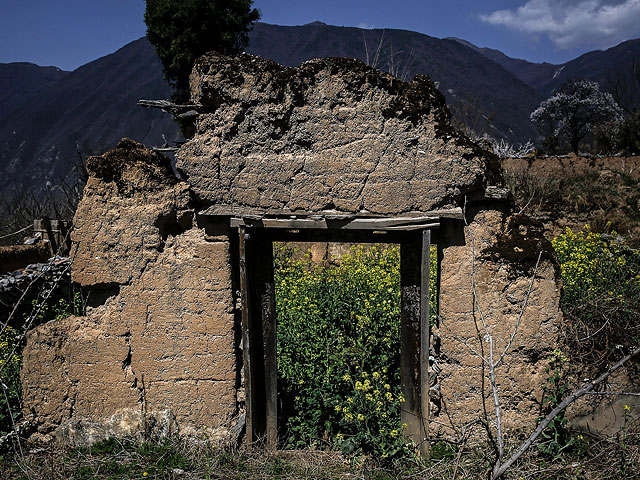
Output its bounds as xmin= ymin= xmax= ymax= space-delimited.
xmin=552 ymin=226 xmax=640 ymax=372
xmin=537 ymin=349 xmax=573 ymax=458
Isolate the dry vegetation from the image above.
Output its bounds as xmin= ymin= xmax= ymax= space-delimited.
xmin=1 ymin=429 xmax=639 ymax=480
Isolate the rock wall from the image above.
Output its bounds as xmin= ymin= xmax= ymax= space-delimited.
xmin=0 ymin=255 xmax=70 ymax=327
xmin=22 ymin=140 xmax=238 ymax=444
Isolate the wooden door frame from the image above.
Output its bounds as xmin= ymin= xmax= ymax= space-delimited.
xmin=231 ymin=212 xmax=453 ymax=454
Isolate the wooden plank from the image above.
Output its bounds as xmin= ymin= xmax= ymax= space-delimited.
xmin=262 ymin=218 xmax=327 ymax=229
xmin=375 ymin=222 xmax=440 ymax=231
xmin=238 ymin=226 xmax=255 ymax=445
xmin=231 ymin=217 xmax=439 ymax=231
xmin=400 ymin=237 xmax=422 ymax=451
xmin=419 ymin=230 xmax=431 ymax=457
xmin=203 ymin=204 xmax=463 ymax=220
xmin=256 ymin=234 xmax=278 ymax=450
xmin=340 ymin=217 xmax=438 ymax=229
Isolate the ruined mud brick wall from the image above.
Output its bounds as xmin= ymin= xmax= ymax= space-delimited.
xmin=177 ymin=54 xmax=562 ymax=439
xmin=436 ymin=212 xmax=560 ymax=438
xmin=22 ymin=140 xmax=237 ymax=444
xmin=21 ymin=53 xmax=563 ymax=444
xmin=178 ymin=54 xmax=498 ymax=213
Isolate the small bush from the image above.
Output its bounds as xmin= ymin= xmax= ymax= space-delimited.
xmin=538 ymin=349 xmax=573 ymax=457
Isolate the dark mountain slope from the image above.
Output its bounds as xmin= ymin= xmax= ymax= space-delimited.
xmin=450 ymin=36 xmax=640 ymax=99
xmin=0 ymin=38 xmax=179 ymax=192
xmin=447 ymin=38 xmax=559 ymax=94
xmin=3 ymin=22 xmax=639 ymax=196
xmin=246 ymin=22 xmax=542 ymax=141
xmin=0 ymin=63 xmax=69 ymax=123
xmin=537 ymin=39 xmax=640 ymax=96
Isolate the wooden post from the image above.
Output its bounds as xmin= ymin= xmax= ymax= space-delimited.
xmin=238 ymin=226 xmax=255 ymax=445
xmin=400 ymin=236 xmax=422 ymax=450
xmin=254 ymin=234 xmax=278 ymax=450
xmin=419 ymin=229 xmax=431 ymax=457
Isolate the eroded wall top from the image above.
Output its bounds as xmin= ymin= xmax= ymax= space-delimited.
xmin=177 ymin=54 xmax=498 ymax=215
xmin=71 ymin=139 xmax=192 ymax=286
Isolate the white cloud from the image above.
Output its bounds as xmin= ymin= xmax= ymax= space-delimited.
xmin=480 ymin=0 xmax=640 ymax=50
xmin=357 ymin=22 xmax=374 ymax=29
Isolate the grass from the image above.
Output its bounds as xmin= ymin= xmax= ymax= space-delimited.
xmin=1 ymin=429 xmax=638 ymax=480
xmin=503 ymin=169 xmax=640 ymax=242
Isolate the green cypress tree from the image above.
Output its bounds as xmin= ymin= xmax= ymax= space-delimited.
xmin=145 ymin=0 xmax=260 ymax=103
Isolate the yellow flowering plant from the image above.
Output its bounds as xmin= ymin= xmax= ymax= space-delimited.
xmin=274 ymin=244 xmax=428 ymax=458
xmin=552 ymin=225 xmax=640 ymax=369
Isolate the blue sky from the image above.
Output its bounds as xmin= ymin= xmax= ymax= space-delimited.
xmin=2 ymin=0 xmax=640 ymax=71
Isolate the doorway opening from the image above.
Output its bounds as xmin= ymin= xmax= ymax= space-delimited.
xmin=274 ymin=242 xmax=409 ymax=455
xmin=228 ymin=210 xmax=457 ymax=454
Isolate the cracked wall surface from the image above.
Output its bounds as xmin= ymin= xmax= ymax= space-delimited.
xmin=22 ymin=140 xmax=237 ymax=444
xmin=177 ymin=54 xmax=498 ymax=214
xmin=434 ymin=209 xmax=562 ymax=438
xmin=20 ymin=55 xmax=567 ymax=445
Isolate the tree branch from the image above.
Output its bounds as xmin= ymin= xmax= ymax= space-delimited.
xmin=492 ymin=344 xmax=640 ymax=479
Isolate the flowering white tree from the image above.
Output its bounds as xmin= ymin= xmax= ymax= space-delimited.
xmin=530 ymin=80 xmax=623 ymax=154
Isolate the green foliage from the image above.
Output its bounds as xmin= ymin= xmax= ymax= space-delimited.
xmin=65 ymin=437 xmax=192 ymax=479
xmin=552 ymin=225 xmax=640 ymax=372
xmin=538 ymin=349 xmax=573 ymax=457
xmin=552 ymin=225 xmax=638 ymax=304
xmin=33 ymin=291 xmax=85 ymax=324
xmin=144 ymin=0 xmax=260 ymax=102
xmin=429 ymin=441 xmax=457 ymax=461
xmin=275 ymin=244 xmax=437 ymax=459
xmin=275 ymin=244 xmax=405 ymax=458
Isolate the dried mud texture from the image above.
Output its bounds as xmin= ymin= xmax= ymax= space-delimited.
xmin=22 ymin=140 xmax=238 ymax=443
xmin=177 ymin=54 xmax=497 ymax=214
xmin=503 ymin=155 xmax=640 ymax=180
xmin=0 ymin=243 xmax=50 ymax=275
xmin=481 ymin=214 xmax=557 ymax=278
xmin=435 ymin=209 xmax=562 ymax=438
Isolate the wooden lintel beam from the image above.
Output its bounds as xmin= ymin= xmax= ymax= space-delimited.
xmin=373 ymin=222 xmax=439 ymax=231
xmin=231 ymin=217 xmax=440 ymax=231
xmin=203 ymin=205 xmax=463 ymax=220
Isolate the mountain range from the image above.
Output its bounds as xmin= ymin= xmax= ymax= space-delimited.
xmin=1 ymin=21 xmax=639 ymax=196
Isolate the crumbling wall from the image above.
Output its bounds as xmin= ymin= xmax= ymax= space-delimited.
xmin=21 ymin=54 xmax=566 ymax=446
xmin=0 ymin=243 xmax=50 ymax=275
xmin=178 ymin=54 xmax=497 ymax=213
xmin=435 ymin=209 xmax=561 ymax=438
xmin=22 ymin=140 xmax=238 ymax=444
